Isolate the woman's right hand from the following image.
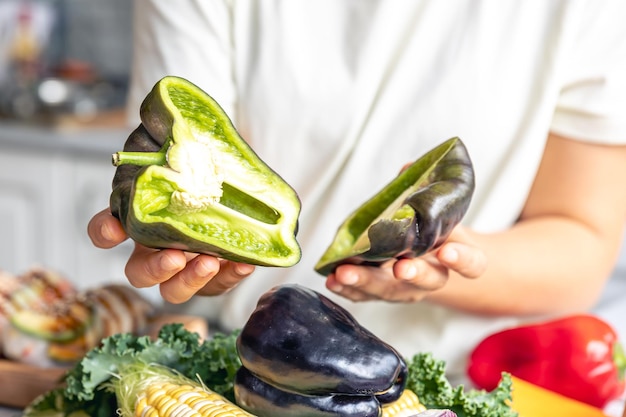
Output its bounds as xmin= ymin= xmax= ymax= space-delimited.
xmin=87 ymin=208 xmax=255 ymax=303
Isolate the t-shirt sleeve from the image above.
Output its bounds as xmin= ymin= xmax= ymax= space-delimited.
xmin=550 ymin=0 xmax=626 ymax=145
xmin=126 ymin=0 xmax=235 ymax=126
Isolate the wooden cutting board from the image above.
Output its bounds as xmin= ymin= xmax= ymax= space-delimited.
xmin=0 ymin=359 xmax=67 ymax=408
xmin=0 ymin=314 xmax=208 ymax=409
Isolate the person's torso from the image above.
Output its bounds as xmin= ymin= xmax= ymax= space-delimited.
xmin=165 ymin=0 xmax=585 ymax=380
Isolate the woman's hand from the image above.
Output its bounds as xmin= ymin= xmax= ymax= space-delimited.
xmin=87 ymin=208 xmax=255 ymax=303
xmin=325 ymin=226 xmax=487 ymax=303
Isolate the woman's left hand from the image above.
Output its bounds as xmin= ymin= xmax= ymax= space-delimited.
xmin=325 ymin=226 xmax=487 ymax=302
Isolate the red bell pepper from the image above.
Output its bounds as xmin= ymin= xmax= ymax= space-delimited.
xmin=467 ymin=314 xmax=626 ymax=409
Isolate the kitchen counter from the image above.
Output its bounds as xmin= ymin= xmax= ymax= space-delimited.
xmin=0 ymin=118 xmax=128 ymax=156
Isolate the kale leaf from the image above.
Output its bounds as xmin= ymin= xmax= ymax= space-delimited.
xmin=406 ymin=352 xmax=518 ymax=417
xmin=25 ymin=324 xmax=241 ymax=417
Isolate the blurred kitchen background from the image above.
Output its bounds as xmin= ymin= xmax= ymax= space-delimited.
xmin=0 ymin=0 xmax=131 ymax=123
xmin=0 ymin=0 xmax=139 ymax=292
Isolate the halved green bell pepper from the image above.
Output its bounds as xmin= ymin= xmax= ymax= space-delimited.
xmin=315 ymin=137 xmax=474 ymax=275
xmin=110 ymin=76 xmax=301 ymax=267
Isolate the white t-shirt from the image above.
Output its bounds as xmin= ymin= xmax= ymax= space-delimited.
xmin=128 ymin=0 xmax=626 ymax=381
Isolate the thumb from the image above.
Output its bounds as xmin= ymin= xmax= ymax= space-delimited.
xmin=437 ymin=242 xmax=487 ymax=279
xmin=87 ymin=208 xmax=128 ymax=248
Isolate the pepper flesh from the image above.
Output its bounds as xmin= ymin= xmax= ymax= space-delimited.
xmin=467 ymin=314 xmax=626 ymax=408
xmin=315 ymin=137 xmax=474 ymax=276
xmin=110 ymin=76 xmax=301 ymax=267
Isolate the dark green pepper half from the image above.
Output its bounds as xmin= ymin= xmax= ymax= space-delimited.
xmin=236 ymin=284 xmax=407 ymax=398
xmin=314 ymin=137 xmax=474 ymax=275
xmin=234 ymin=366 xmax=382 ymax=417
xmin=110 ymin=76 xmax=301 ymax=267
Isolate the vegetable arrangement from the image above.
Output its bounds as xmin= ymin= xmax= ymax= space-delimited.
xmin=467 ymin=314 xmax=626 ymax=409
xmin=110 ymin=76 xmax=301 ymax=267
xmin=23 ymin=286 xmax=517 ymax=417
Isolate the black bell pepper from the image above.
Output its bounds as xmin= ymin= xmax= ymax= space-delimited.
xmin=234 ymin=366 xmax=382 ymax=417
xmin=234 ymin=284 xmax=406 ymax=416
xmin=376 ymin=363 xmax=408 ymax=404
xmin=109 ymin=76 xmax=301 ymax=267
xmin=315 ymin=137 xmax=475 ymax=275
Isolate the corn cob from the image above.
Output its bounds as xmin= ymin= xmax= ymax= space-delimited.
xmin=112 ymin=363 xmax=255 ymax=417
xmin=382 ymin=388 xmax=427 ymax=417
xmin=134 ymin=382 xmax=254 ymax=417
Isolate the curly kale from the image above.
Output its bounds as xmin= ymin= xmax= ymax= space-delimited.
xmin=406 ymin=352 xmax=518 ymax=417
xmin=25 ymin=324 xmax=241 ymax=417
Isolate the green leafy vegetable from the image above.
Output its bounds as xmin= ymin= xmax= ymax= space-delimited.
xmin=25 ymin=324 xmax=241 ymax=417
xmin=406 ymin=352 xmax=518 ymax=417
xmin=25 ymin=387 xmax=117 ymax=417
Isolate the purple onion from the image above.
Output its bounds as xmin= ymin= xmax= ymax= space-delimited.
xmin=411 ymin=410 xmax=457 ymax=417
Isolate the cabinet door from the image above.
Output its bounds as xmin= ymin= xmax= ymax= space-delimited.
xmin=0 ymin=148 xmax=133 ymax=289
xmin=0 ymin=151 xmax=59 ymax=273
xmin=0 ymin=143 xmax=158 ymax=303
xmin=69 ymin=156 xmax=136 ymax=291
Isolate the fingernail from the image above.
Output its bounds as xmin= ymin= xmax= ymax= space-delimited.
xmin=341 ymin=271 xmax=358 ymax=286
xmin=442 ymin=247 xmax=459 ymax=263
xmin=330 ymin=284 xmax=343 ymax=292
xmin=327 ymin=281 xmax=343 ymax=292
xmin=159 ymin=253 xmax=180 ymax=272
xmin=234 ymin=264 xmax=254 ymax=276
xmin=194 ymin=259 xmax=215 ymax=277
xmin=101 ymin=222 xmax=114 ymax=241
xmin=402 ymin=264 xmax=417 ymax=280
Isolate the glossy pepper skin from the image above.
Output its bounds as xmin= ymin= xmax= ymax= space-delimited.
xmin=110 ymin=76 xmax=301 ymax=267
xmin=235 ymin=284 xmax=407 ymax=416
xmin=315 ymin=137 xmax=474 ymax=276
xmin=234 ymin=366 xmax=382 ymax=417
xmin=467 ymin=314 xmax=626 ymax=408
xmin=236 ymin=284 xmax=407 ymax=397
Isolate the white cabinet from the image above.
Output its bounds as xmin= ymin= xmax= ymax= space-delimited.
xmin=0 ymin=151 xmax=60 ymax=273
xmin=70 ymin=156 xmax=137 ymax=290
xmin=0 ymin=124 xmax=135 ymax=291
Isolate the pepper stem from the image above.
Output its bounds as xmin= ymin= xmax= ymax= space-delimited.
xmin=112 ymin=151 xmax=167 ymax=167
xmin=614 ymin=341 xmax=626 ymax=381
xmin=112 ymin=138 xmax=172 ymax=167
